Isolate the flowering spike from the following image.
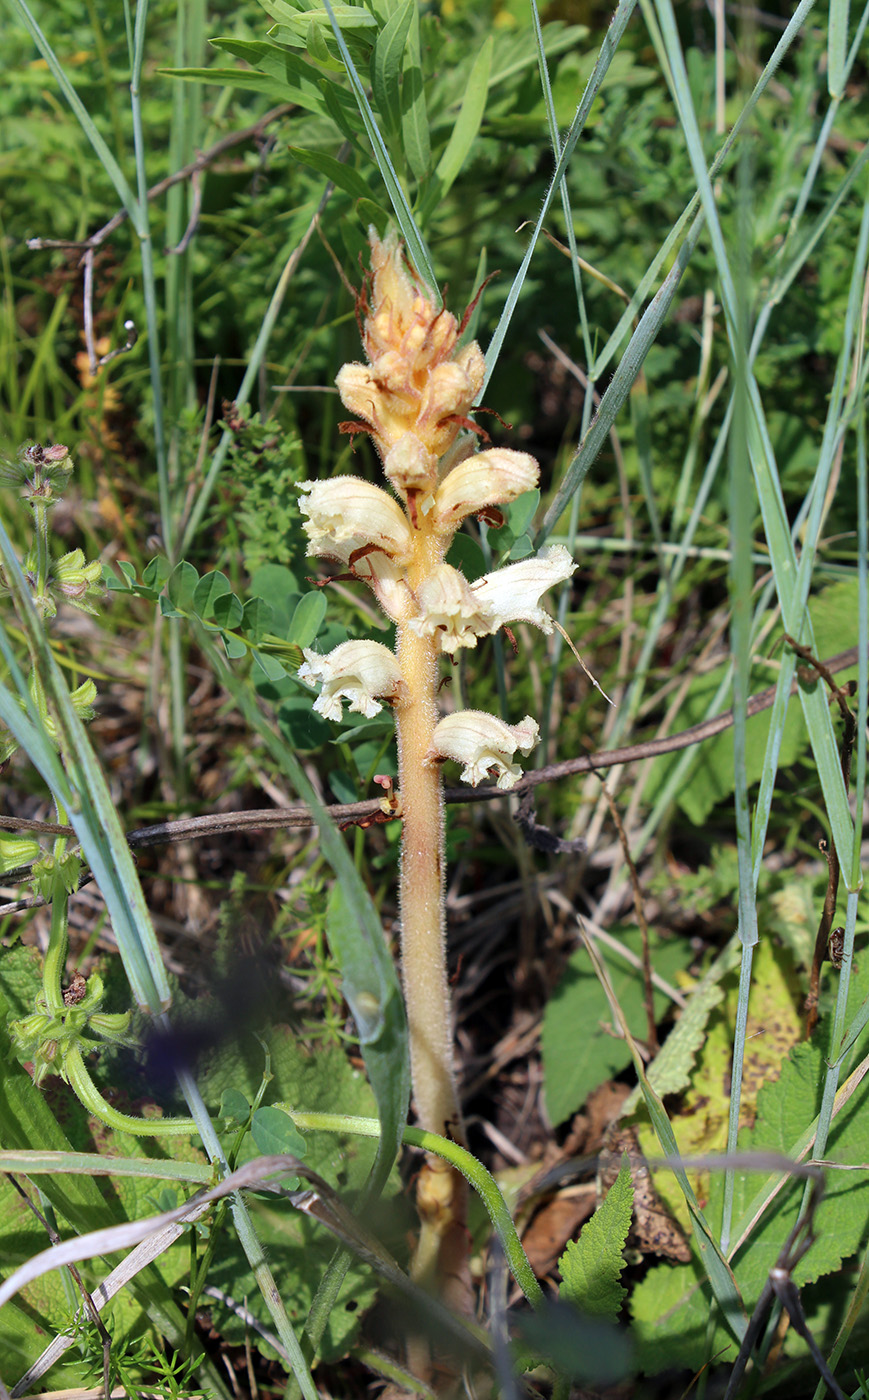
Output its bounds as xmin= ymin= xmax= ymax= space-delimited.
xmin=335 ymin=230 xmax=486 ymax=494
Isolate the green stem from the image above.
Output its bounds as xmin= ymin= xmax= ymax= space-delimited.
xmin=63 ymin=1043 xmax=199 ymax=1137
xmin=286 ymin=1110 xmax=544 ymax=1310
xmin=42 ymin=872 xmax=70 ymax=1018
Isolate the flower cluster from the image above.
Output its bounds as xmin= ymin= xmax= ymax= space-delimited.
xmin=297 ymin=230 xmax=576 ymax=790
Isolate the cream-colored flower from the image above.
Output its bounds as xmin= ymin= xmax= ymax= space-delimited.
xmin=298 ymin=641 xmax=403 ymax=721
xmin=297 ymin=477 xmax=413 ymax=565
xmin=311 ymin=536 xmax=414 ymax=623
xmin=433 ymin=449 xmax=539 ymax=533
xmin=408 ymin=565 xmax=491 ymax=652
xmin=425 ymin=710 xmax=539 ymax=789
xmin=470 ymin=545 xmax=576 ymax=633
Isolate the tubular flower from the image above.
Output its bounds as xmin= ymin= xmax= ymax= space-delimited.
xmin=470 ymin=545 xmax=577 ymax=633
xmin=316 ymin=537 xmax=415 ymax=623
xmin=425 ymin=710 xmax=540 ymax=790
xmin=432 ymin=449 xmax=539 ymax=533
xmin=335 ymin=231 xmax=486 ymax=491
xmin=298 ymin=640 xmax=403 ymax=721
xmin=297 ymin=477 xmax=414 ymax=565
xmin=409 ymin=564 xmax=492 ymax=652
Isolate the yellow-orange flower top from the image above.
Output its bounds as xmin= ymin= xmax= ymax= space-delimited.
xmin=336 ymin=230 xmax=486 ymax=496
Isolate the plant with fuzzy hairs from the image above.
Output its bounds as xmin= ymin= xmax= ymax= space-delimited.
xmin=298 ymin=229 xmax=576 ymax=1298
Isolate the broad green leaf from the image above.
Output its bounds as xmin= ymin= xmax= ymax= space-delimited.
xmin=250 ymin=562 xmax=301 ymax=630
xmin=192 ymin=570 xmax=233 ymax=619
xmin=371 ymin=0 xmax=414 ymax=140
xmin=305 ymin=15 xmax=343 ymax=70
xmin=195 ymin=1028 xmax=398 ymax=1362
xmin=166 ymin=63 xmax=298 ymax=102
xmin=251 ymin=1105 xmax=308 ymax=1158
xmin=220 ymin=1088 xmax=251 ymax=1123
xmin=212 ymin=590 xmax=244 ymax=629
xmin=433 ymin=35 xmax=493 ymax=195
xmin=288 ymin=590 xmax=327 ymax=647
xmin=513 ymin=1301 xmax=633 ymax=1386
xmin=559 ymin=1158 xmax=632 ymax=1320
xmin=277 ymin=696 xmax=333 ymax=749
xmin=167 ymin=559 xmax=200 ymax=612
xmin=243 ymin=596 xmax=275 ymax=642
xmin=222 ymin=630 xmax=248 ymax=659
xmin=142 ymin=555 xmax=170 ymax=589
xmin=207 ymin=39 xmax=359 ymax=121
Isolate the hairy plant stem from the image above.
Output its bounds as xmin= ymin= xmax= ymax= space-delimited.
xmin=395 ymin=512 xmax=467 ymax=1296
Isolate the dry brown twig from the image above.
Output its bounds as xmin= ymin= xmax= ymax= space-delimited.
xmin=0 ymin=644 xmax=860 ymax=916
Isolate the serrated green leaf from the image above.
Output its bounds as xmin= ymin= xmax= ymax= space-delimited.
xmin=371 ymin=0 xmax=414 ymax=139
xmin=288 ymin=590 xmax=327 ymax=647
xmin=252 ymin=1105 xmax=308 ymax=1158
xmin=167 ymin=560 xmax=200 ymax=612
xmin=542 ymin=930 xmax=692 ymax=1126
xmin=623 ymin=977 xmax=727 ymax=1113
xmin=433 ymin=34 xmax=493 ymax=195
xmin=192 ymin=570 xmax=233 ymax=619
xmin=559 ymin=1158 xmax=632 ymax=1320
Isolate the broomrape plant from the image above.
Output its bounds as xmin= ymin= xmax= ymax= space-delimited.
xmin=297 ymin=229 xmax=576 ymax=1290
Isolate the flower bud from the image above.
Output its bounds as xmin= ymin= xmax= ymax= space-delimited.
xmin=336 ymin=231 xmax=486 ymax=465
xmin=433 ymin=449 xmax=539 ymax=533
xmin=425 ymin=710 xmax=539 ymax=789
xmin=298 ymin=640 xmax=403 ymax=721
xmin=382 ymin=432 xmax=439 ymax=496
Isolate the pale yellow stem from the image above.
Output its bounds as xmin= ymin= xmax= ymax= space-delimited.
xmin=396 ymin=516 xmax=460 ymax=1144
xmin=395 ymin=514 xmax=470 ymax=1307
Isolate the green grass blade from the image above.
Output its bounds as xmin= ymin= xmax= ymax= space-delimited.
xmin=482 ymin=0 xmax=639 ymax=394
xmin=371 ymin=0 xmax=414 ymax=141
xmin=321 ymin=0 xmax=436 ymax=290
xmin=8 ymin=0 xmax=142 ymax=229
xmin=827 ymin=0 xmax=850 ymax=97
